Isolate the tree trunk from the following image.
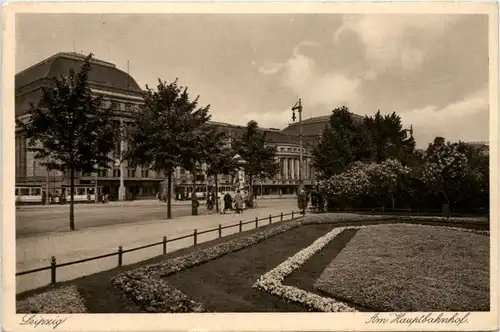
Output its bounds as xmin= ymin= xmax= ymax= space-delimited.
xmin=390 ymin=195 xmax=396 ymax=209
xmin=69 ymin=168 xmax=75 ymax=231
xmin=249 ymin=174 xmax=253 ymax=198
xmin=192 ymin=171 xmax=197 ymax=198
xmin=167 ymin=171 xmax=172 ymax=219
xmin=215 ymin=174 xmax=219 ymax=213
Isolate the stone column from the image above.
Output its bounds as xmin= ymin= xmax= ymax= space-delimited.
xmin=305 ymin=159 xmax=309 ymax=181
xmin=291 ymin=158 xmax=295 ymax=180
xmin=295 ymin=159 xmax=300 ymax=180
xmin=284 ymin=157 xmax=288 ymax=180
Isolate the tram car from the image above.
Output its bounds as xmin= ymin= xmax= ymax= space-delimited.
xmin=15 ymin=185 xmax=43 ymax=204
xmin=62 ymin=185 xmax=102 ymax=203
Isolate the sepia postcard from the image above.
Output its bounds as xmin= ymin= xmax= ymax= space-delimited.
xmin=2 ymin=1 xmax=499 ymax=332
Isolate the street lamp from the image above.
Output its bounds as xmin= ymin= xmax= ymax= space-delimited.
xmin=291 ymin=98 xmax=304 ymax=191
xmin=119 ymin=106 xmax=126 ymax=201
xmin=403 ymin=125 xmax=414 ymax=139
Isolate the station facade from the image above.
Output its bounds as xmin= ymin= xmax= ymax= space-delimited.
xmin=15 ymin=52 xmax=326 ymax=202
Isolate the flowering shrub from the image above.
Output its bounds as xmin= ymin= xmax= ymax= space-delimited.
xmin=254 ymin=220 xmax=488 ymax=312
xmin=325 ymin=161 xmax=373 ymax=201
xmin=112 ymin=222 xmax=300 ymax=312
xmin=422 ymin=141 xmax=469 ymax=204
xmin=368 ymin=159 xmax=411 ymax=207
xmin=17 ymin=285 xmax=87 ymax=313
xmin=324 ymin=159 xmax=410 ymax=207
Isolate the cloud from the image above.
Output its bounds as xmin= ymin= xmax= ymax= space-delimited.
xmin=334 ymin=14 xmax=459 ymax=74
xmin=258 ymin=41 xmax=364 ymax=112
xmin=259 ymin=62 xmax=285 ymax=75
xmin=399 ymin=87 xmax=489 ymax=148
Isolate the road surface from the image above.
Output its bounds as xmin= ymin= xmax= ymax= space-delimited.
xmin=15 ymin=199 xmax=293 ymax=238
xmin=16 ymin=199 xmax=299 ymax=293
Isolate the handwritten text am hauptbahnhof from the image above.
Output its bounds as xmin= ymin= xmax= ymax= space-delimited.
xmin=366 ymin=312 xmax=470 ymax=327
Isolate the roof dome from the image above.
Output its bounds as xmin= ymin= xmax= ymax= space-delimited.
xmin=16 ymin=52 xmax=142 ymax=93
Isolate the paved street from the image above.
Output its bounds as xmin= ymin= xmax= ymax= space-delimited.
xmin=16 ymin=198 xmax=299 ymax=293
xmin=15 ymin=198 xmax=293 ymax=238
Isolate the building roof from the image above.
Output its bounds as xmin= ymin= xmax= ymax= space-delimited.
xmin=16 ymin=52 xmax=142 ymax=93
xmin=281 ymin=112 xmax=364 ymax=137
xmin=208 ymin=121 xmax=301 ymax=145
xmin=15 ymin=52 xmax=143 ymax=116
xmin=262 ymin=129 xmax=299 ymax=145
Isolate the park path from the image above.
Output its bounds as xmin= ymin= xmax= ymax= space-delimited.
xmin=16 ymin=199 xmax=299 ymax=293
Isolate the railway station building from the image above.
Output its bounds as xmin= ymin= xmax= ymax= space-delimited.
xmin=15 ymin=52 xmax=341 ymax=203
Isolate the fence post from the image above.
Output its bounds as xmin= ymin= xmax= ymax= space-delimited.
xmin=118 ymin=246 xmax=123 ymax=267
xmin=218 ymin=224 xmax=222 ymax=238
xmin=269 ymin=214 xmax=272 ymax=224
xmin=194 ymin=229 xmax=198 ymax=246
xmin=163 ymin=236 xmax=167 ymax=254
xmin=50 ymin=256 xmax=56 ymax=285
xmin=292 ymin=211 xmax=294 ymax=219
xmin=239 ymin=220 xmax=242 ymax=232
xmin=255 ymin=217 xmax=258 ymax=228
xmin=280 ymin=212 xmax=283 ymax=221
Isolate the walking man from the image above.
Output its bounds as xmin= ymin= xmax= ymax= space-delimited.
xmin=223 ymin=192 xmax=232 ymax=214
xmin=234 ymin=190 xmax=243 ymax=214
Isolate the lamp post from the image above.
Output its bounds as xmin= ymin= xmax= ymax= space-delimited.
xmin=291 ymin=98 xmax=304 ymax=190
xmin=94 ymin=164 xmax=98 ymax=203
xmin=118 ymin=106 xmax=126 ymax=201
xmin=403 ymin=125 xmax=414 ymax=139
xmin=45 ymin=169 xmax=50 ymax=205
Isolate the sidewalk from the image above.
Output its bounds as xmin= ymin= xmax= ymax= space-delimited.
xmin=16 ymin=199 xmax=299 ymax=293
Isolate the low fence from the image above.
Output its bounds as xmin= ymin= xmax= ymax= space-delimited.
xmin=16 ymin=210 xmax=303 ymax=286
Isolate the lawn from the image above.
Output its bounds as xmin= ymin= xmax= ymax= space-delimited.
xmin=313 ymin=224 xmax=490 ymax=312
xmin=164 ymin=223 xmax=338 ymax=312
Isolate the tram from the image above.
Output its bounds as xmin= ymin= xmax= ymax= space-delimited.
xmin=62 ymin=185 xmax=103 ymax=203
xmin=15 ymin=185 xmax=43 ymax=204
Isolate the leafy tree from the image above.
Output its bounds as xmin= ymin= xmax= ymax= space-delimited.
xmin=126 ymin=78 xmax=211 ymax=219
xmin=421 ymin=137 xmax=469 ymax=209
xmin=367 ymin=158 xmax=411 ymax=208
xmin=454 ymin=141 xmax=489 ymax=210
xmin=204 ymin=133 xmax=239 ymax=212
xmin=19 ymin=54 xmax=115 ymax=231
xmin=312 ymin=106 xmax=373 ymax=179
xmin=232 ymin=120 xmax=279 ymax=199
xmin=363 ymin=110 xmax=416 ymax=164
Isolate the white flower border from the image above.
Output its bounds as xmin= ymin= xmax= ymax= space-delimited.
xmin=253 ymin=222 xmax=488 ymax=312
xmin=17 ymin=285 xmax=87 ymax=314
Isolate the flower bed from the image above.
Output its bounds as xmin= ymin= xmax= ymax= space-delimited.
xmin=313 ymin=224 xmax=490 ymax=311
xmin=253 ymin=226 xmax=360 ymax=312
xmin=253 ymin=220 xmax=489 ymax=312
xmin=300 ymin=213 xmax=489 ymax=226
xmin=112 ymin=222 xmax=301 ymax=312
xmin=17 ymin=285 xmax=87 ymax=313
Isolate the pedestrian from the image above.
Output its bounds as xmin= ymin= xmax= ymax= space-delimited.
xmin=298 ymin=187 xmax=307 ymax=215
xmin=223 ymin=192 xmax=232 ymax=214
xmin=206 ymin=191 xmax=214 ymax=212
xmin=234 ymin=190 xmax=243 ymax=214
xmin=311 ymin=190 xmax=318 ymax=212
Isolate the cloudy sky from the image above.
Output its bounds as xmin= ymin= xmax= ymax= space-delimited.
xmin=16 ymin=13 xmax=489 ymax=148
